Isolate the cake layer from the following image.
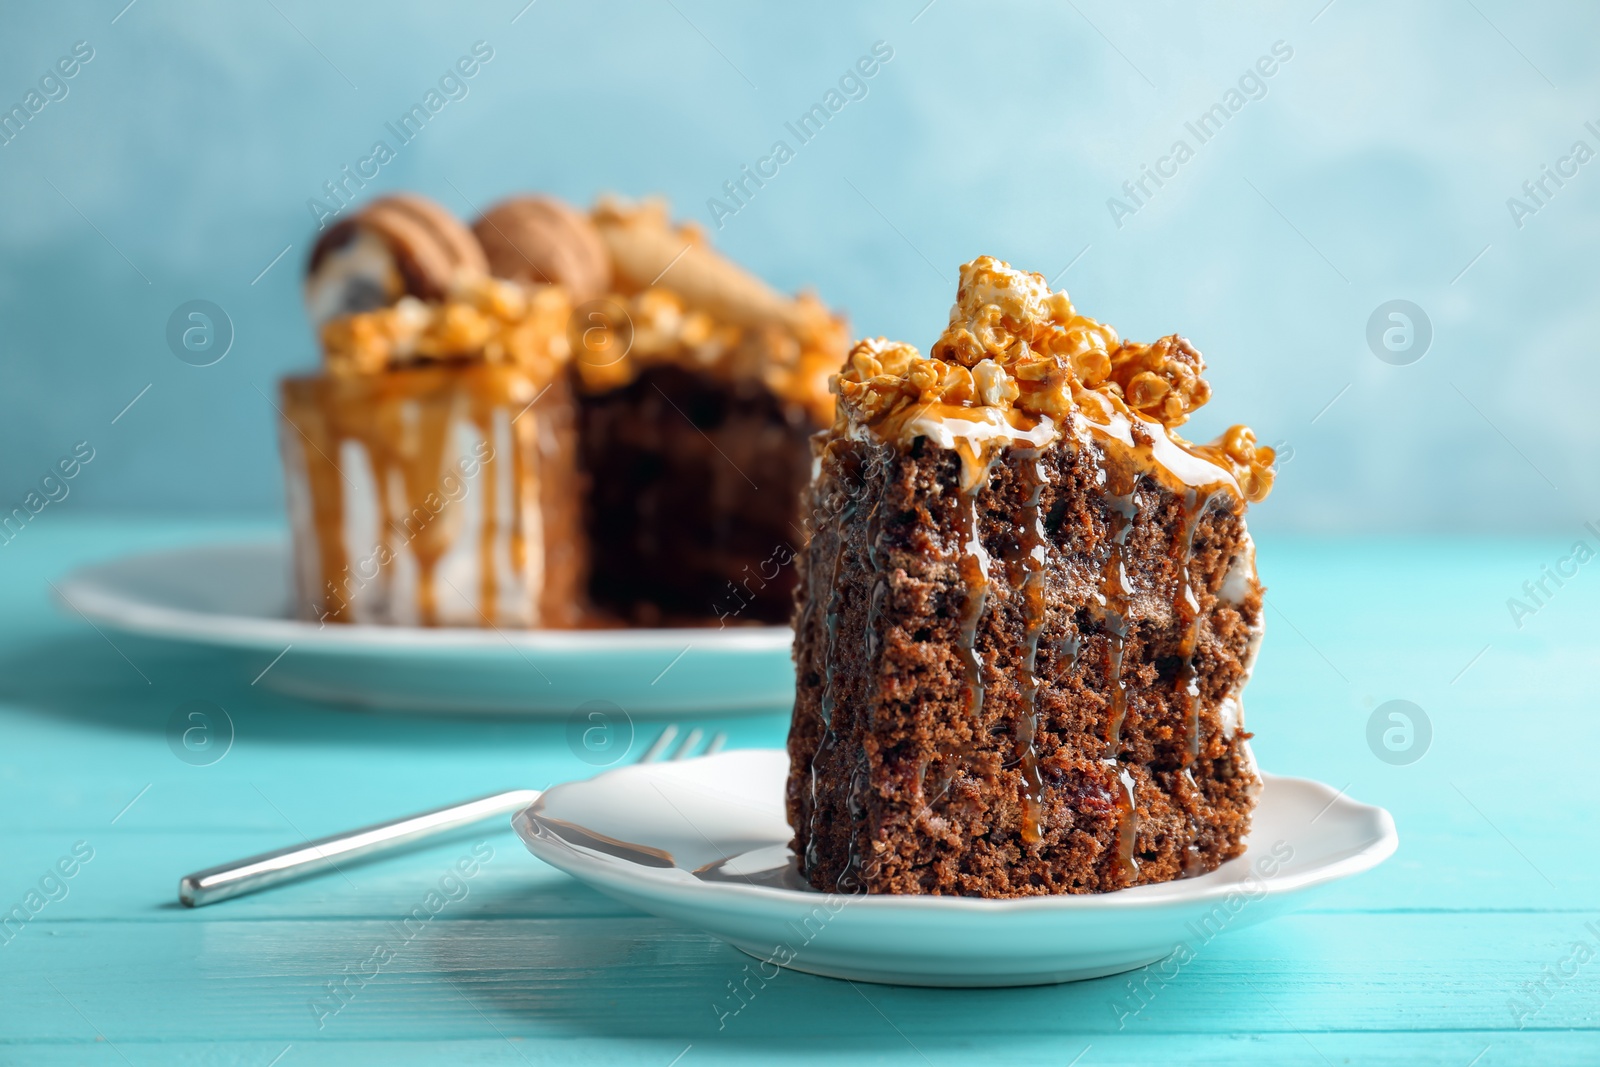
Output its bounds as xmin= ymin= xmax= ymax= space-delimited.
xmin=580 ymin=365 xmax=817 ymax=624
xmin=787 ymin=423 xmax=1263 ymax=897
xmin=279 ymin=363 xmax=585 ymax=628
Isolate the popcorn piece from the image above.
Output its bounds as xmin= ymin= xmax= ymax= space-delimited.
xmin=1196 ymin=425 xmax=1277 ymax=503
xmin=1107 ymin=335 xmax=1211 ymax=426
xmin=973 ymin=358 xmax=1018 ymax=408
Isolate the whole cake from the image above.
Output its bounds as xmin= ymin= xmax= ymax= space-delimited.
xmin=786 ymin=257 xmax=1275 ymax=897
xmin=280 ymin=193 xmax=845 ymax=628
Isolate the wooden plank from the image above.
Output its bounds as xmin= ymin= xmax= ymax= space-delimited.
xmin=2 ymin=914 xmax=1597 ymax=1042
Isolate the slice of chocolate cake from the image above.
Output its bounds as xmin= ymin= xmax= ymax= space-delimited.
xmin=786 ymin=257 xmax=1276 ymax=897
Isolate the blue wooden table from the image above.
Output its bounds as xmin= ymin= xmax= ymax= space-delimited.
xmin=2 ymin=517 xmax=1595 ymax=1065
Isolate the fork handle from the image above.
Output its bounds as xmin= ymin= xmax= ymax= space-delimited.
xmin=178 ymin=788 xmax=541 ymax=907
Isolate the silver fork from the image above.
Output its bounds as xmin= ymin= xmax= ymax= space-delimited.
xmin=178 ymin=724 xmax=727 ymax=907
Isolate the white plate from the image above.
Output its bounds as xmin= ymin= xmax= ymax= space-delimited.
xmin=54 ymin=543 xmax=792 ymax=716
xmin=513 ymin=749 xmax=1398 ymax=987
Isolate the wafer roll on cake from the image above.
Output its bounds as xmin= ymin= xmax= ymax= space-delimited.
xmin=592 ymin=197 xmax=813 ymax=333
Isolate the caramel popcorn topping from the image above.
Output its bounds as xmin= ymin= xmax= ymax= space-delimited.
xmin=570 ymin=284 xmax=845 ymax=426
xmin=309 ymin=192 xmax=842 ymax=425
xmin=832 ymin=256 xmax=1274 ymax=502
xmin=320 ymin=276 xmax=573 ymax=384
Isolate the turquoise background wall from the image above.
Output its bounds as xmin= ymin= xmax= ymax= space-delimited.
xmin=1 ymin=0 xmax=1594 ymax=533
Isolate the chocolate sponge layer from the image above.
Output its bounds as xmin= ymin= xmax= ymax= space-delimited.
xmin=581 ymin=365 xmax=819 ymax=624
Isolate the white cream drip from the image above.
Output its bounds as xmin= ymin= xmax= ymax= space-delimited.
xmin=1219 ymin=531 xmax=1257 ymax=605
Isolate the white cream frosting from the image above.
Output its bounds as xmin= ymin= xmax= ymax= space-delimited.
xmin=1218 ymin=694 xmax=1243 ymax=740
xmin=902 ymin=409 xmax=1058 ymax=452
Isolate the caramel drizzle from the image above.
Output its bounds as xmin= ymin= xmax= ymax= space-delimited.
xmin=372 ymin=456 xmax=395 ymax=613
xmin=509 ymin=402 xmax=543 ymax=616
xmin=479 ymin=411 xmax=499 ymax=625
xmin=803 ymin=494 xmax=857 ymax=879
xmin=1107 ymin=760 xmax=1139 ymax=886
xmin=1057 ymin=634 xmax=1083 ymax=676
xmin=911 ymin=442 xmax=1004 ymax=851
xmin=885 ymin=439 xmax=1008 ymax=842
xmin=1098 ymin=466 xmax=1139 ymax=887
xmin=1171 ymin=488 xmax=1218 ymax=765
xmin=842 ymin=748 xmax=871 ymax=888
xmin=281 ymin=366 xmax=542 ymax=628
xmin=509 ymin=420 xmax=529 ymax=581
xmin=1006 ymin=450 xmax=1049 ymax=846
xmin=952 ymin=442 xmax=998 ymax=722
xmin=408 ymin=399 xmax=454 ymax=626
xmin=296 ymin=403 xmax=350 ymax=622
xmin=1099 ymin=462 xmax=1138 ymax=753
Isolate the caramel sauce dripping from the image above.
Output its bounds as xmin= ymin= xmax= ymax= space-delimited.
xmin=1098 ymin=459 xmax=1138 ymax=753
xmin=371 ymin=454 xmax=395 ymax=608
xmin=1089 ymin=453 xmax=1141 ymax=884
xmin=406 ymin=397 xmax=455 ymax=626
xmin=863 ymin=435 xmax=1014 ymax=851
xmin=1057 ymin=634 xmax=1083 ymax=676
xmin=1171 ymin=488 xmax=1218 ymax=766
xmin=842 ymin=747 xmax=871 ymax=888
xmin=291 ymin=396 xmax=351 ymax=621
xmin=951 ymin=441 xmax=999 ymax=722
xmin=1005 ymin=450 xmax=1049 ymax=847
xmin=478 ymin=413 xmax=499 ymax=625
xmin=280 ymin=364 xmax=549 ymax=627
xmin=509 ymin=429 xmax=529 ymax=581
xmin=1106 ymin=759 xmax=1139 ymax=886
xmin=912 ymin=440 xmax=1004 ymax=855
